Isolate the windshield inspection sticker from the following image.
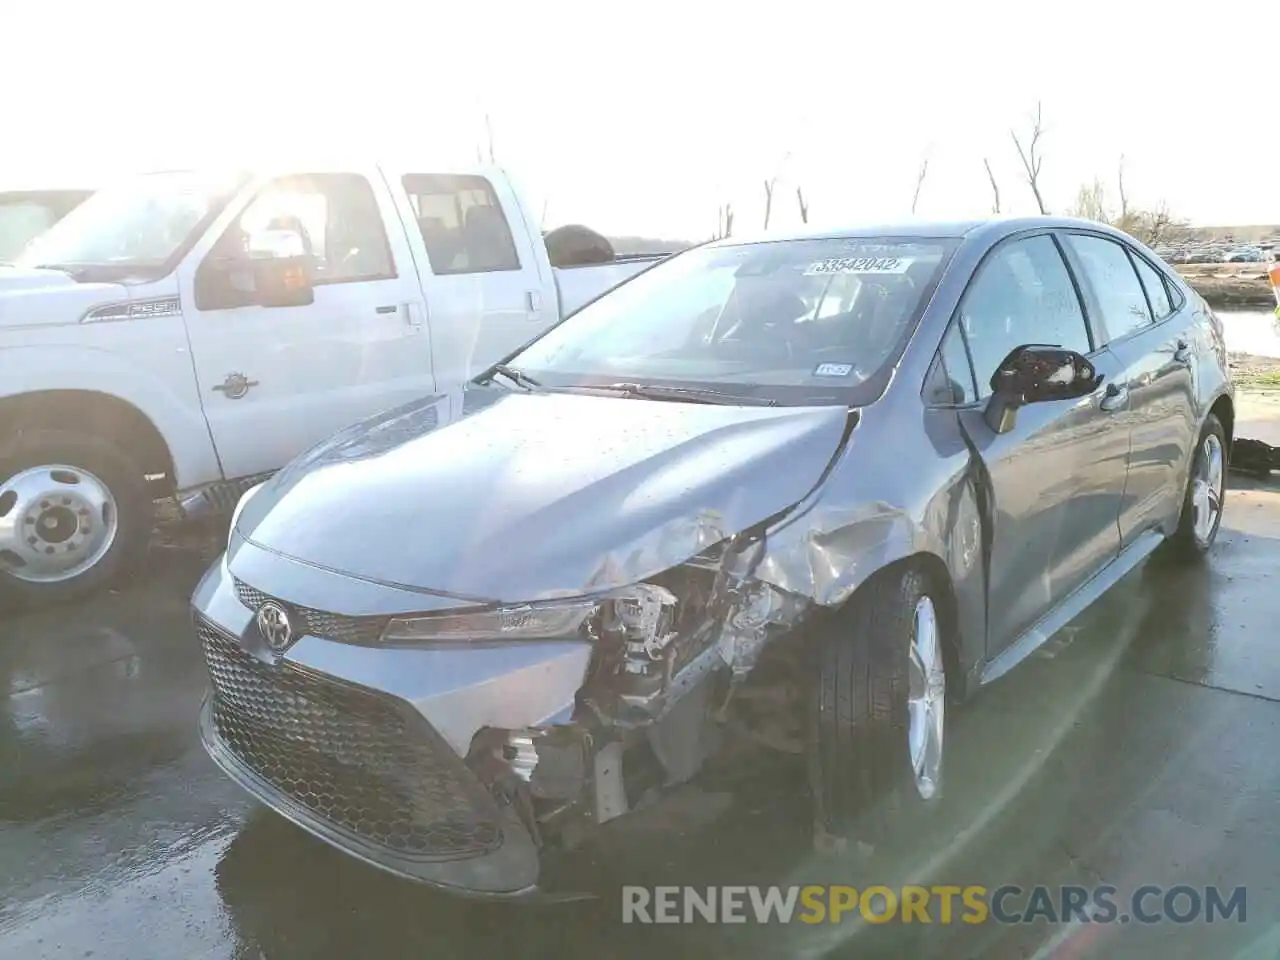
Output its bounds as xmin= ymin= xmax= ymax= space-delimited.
xmin=804 ymin=256 xmax=914 ymax=276
xmin=813 ymin=362 xmax=855 ymax=377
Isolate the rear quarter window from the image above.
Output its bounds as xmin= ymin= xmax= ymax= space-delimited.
xmin=1130 ymin=252 xmax=1174 ymax=320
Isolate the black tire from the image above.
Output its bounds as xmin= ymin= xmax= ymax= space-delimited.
xmin=1166 ymin=413 xmax=1227 ymax=560
xmin=0 ymin=429 xmax=153 ymax=607
xmin=808 ymin=566 xmax=945 ymax=840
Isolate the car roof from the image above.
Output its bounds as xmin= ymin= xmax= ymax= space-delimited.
xmin=712 ymin=215 xmax=1134 ymax=247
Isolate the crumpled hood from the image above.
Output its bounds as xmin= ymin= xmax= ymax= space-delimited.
xmin=236 ymin=389 xmax=852 ymax=604
xmin=0 ymin=266 xmax=127 ymax=326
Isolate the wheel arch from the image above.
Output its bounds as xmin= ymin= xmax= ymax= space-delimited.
xmin=0 ymin=390 xmax=176 ymax=494
xmin=1208 ymin=391 xmax=1234 ymax=453
xmin=833 ymin=551 xmax=969 ymax=702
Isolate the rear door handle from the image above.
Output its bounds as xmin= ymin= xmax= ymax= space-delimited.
xmin=525 ymin=289 xmax=542 ymax=317
xmin=1173 ymin=338 xmax=1191 ymax=365
xmin=1099 ymin=382 xmax=1128 ymax=412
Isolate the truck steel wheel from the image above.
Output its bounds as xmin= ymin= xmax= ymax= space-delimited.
xmin=810 ymin=566 xmax=947 ymax=838
xmin=1168 ymin=413 xmax=1227 ymax=559
xmin=0 ymin=429 xmax=153 ymax=606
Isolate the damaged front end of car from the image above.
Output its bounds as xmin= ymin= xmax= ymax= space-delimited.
xmin=457 ymin=533 xmax=816 ymax=863
xmin=193 ymin=389 xmax=933 ymax=898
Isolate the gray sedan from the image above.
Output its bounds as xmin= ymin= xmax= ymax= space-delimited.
xmin=192 ymin=217 xmax=1232 ymax=896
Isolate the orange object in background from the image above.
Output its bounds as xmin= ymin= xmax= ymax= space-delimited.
xmin=1270 ymin=260 xmax=1280 ymax=314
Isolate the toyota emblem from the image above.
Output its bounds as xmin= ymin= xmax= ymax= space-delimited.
xmin=256 ymin=601 xmax=295 ymax=652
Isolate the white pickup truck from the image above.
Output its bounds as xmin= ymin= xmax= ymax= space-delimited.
xmin=0 ymin=163 xmax=663 ymax=604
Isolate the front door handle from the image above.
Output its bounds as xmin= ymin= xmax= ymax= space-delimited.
xmin=1099 ymin=382 xmax=1128 ymax=412
xmin=1173 ymin=338 xmax=1191 ymax=365
xmin=525 ymin=289 xmax=542 ymax=317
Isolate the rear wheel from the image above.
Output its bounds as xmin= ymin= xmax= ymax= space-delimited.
xmin=0 ymin=429 xmax=153 ymax=606
xmin=809 ymin=566 xmax=947 ymax=840
xmin=1167 ymin=414 xmax=1227 ymax=559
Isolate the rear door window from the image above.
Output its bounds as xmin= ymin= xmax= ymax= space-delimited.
xmin=1062 ymin=234 xmax=1153 ymax=342
xmin=1130 ymin=253 xmax=1174 ymax=320
xmin=400 ymin=174 xmax=520 ymax=274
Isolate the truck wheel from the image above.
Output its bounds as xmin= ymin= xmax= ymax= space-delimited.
xmin=809 ymin=566 xmax=947 ymax=839
xmin=0 ymin=429 xmax=154 ymax=606
xmin=1167 ymin=413 xmax=1227 ymax=560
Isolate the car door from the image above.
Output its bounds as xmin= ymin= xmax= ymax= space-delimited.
xmin=1059 ymin=232 xmax=1199 ymax=546
xmin=389 ymin=170 xmax=553 ymax=386
xmin=952 ymin=232 xmax=1129 ymax=657
xmin=178 ymin=169 xmax=434 ymax=481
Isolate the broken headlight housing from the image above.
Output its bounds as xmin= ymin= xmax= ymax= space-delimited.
xmin=380 ymin=599 xmax=600 ymax=644
xmin=378 ymin=584 xmax=679 ymax=646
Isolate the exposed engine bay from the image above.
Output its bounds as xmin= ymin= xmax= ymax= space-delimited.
xmin=465 ymin=534 xmax=814 ymax=851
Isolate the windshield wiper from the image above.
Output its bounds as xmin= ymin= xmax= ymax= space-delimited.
xmin=592 ymin=382 xmax=778 ymax=406
xmin=482 ymin=364 xmax=544 ymax=392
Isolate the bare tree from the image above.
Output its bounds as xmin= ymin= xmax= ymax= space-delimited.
xmin=714 ymin=203 xmax=735 ymax=240
xmin=983 ymin=157 xmax=1001 ymax=214
xmin=1067 ymin=176 xmax=1189 ymax=246
xmin=762 ymin=179 xmax=775 ymax=230
xmin=1010 ymin=102 xmax=1048 ymax=214
xmin=1116 ymin=154 xmax=1129 ymax=222
xmin=796 ymin=185 xmax=809 ymax=224
xmin=1069 ymin=178 xmax=1110 ymax=223
xmin=911 ymin=156 xmax=929 ymax=214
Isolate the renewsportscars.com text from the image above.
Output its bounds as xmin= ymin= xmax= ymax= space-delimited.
xmin=621 ymin=884 xmax=1247 ymax=925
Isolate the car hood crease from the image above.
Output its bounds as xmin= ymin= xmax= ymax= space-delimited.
xmin=234 ymin=391 xmax=853 ymax=604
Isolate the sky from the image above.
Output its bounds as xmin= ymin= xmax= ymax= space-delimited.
xmin=3 ymin=0 xmax=1275 ymax=241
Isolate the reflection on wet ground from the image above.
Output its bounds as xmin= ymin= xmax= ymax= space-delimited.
xmin=1 ymin=487 xmax=1279 ymax=960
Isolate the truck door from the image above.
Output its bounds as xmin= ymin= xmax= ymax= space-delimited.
xmin=177 ymin=169 xmax=434 ymax=481
xmin=388 ymin=170 xmax=553 ymax=384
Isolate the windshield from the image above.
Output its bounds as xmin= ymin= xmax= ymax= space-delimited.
xmin=512 ymin=237 xmax=957 ymax=405
xmin=15 ymin=170 xmax=246 ymax=278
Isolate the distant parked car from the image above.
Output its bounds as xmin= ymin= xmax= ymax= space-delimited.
xmin=194 ymin=215 xmax=1234 ymax=897
xmin=0 ymin=188 xmax=95 ymax=261
xmin=1226 ymin=247 xmax=1264 ymax=263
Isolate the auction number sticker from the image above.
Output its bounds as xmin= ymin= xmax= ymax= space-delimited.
xmin=804 ymin=256 xmax=914 ymax=276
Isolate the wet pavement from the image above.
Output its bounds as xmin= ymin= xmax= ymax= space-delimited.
xmin=2 ymin=482 xmax=1279 ymax=960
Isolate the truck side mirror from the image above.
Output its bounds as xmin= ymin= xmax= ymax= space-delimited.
xmin=251 ymin=254 xmax=315 ymax=308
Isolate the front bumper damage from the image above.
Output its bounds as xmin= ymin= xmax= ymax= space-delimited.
xmin=194 ymin=552 xmax=589 ymax=897
xmin=194 ymin=497 xmax=904 ymax=895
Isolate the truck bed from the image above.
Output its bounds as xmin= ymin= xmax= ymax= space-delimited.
xmin=552 ymin=254 xmax=667 ymax=316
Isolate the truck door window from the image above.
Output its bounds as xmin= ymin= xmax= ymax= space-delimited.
xmin=230 ymin=173 xmax=395 ymax=285
xmin=400 ymin=174 xmax=520 ymax=274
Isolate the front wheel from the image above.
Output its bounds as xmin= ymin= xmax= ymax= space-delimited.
xmin=0 ymin=429 xmax=154 ymax=607
xmin=809 ymin=566 xmax=947 ymax=840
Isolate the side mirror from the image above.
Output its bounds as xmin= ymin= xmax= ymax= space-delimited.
xmin=251 ymin=254 xmax=314 ymax=308
xmin=983 ymin=344 xmax=1100 ymax=434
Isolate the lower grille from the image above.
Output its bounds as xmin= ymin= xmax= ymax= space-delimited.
xmin=198 ymin=618 xmax=502 ymax=860
xmin=233 ymin=578 xmax=388 ymax=645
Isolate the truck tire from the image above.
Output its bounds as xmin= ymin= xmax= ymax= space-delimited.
xmin=1166 ymin=413 xmax=1227 ymax=560
xmin=0 ymin=429 xmax=153 ymax=607
xmin=809 ymin=566 xmax=947 ymax=839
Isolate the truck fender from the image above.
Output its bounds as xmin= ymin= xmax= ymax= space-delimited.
xmin=0 ymin=344 xmax=221 ymax=490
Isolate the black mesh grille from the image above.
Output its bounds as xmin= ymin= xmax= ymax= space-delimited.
xmin=233 ymin=578 xmax=389 ymax=645
xmin=198 ymin=617 xmax=502 ymax=860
